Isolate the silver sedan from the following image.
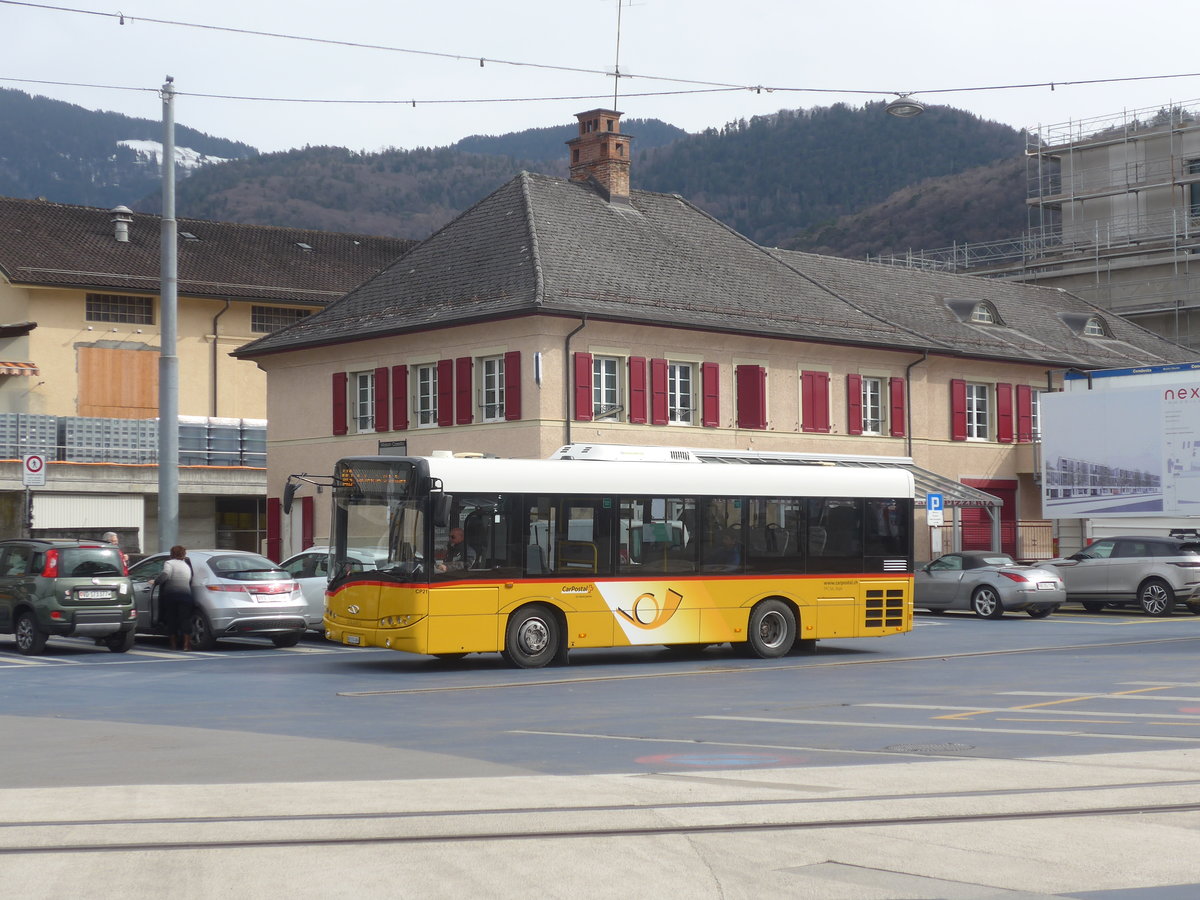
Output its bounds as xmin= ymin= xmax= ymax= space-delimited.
xmin=916 ymin=551 xmax=1065 ymax=619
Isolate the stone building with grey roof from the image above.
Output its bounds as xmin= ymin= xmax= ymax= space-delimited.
xmin=235 ymin=109 xmax=1197 ymax=562
xmin=0 ymin=196 xmax=413 ymax=551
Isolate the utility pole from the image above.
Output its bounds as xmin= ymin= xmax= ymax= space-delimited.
xmin=158 ymin=76 xmax=179 ymax=551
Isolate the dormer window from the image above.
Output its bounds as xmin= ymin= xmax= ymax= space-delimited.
xmin=945 ymin=298 xmax=1003 ymax=325
xmin=970 ymin=304 xmax=995 ymax=324
xmin=1058 ymin=312 xmax=1112 ymax=337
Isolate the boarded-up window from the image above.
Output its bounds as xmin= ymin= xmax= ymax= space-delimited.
xmin=77 ymin=347 xmax=158 ymax=418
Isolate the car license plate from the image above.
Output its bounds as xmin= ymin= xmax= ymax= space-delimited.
xmin=346 ymin=635 xmax=361 ymax=645
xmin=253 ymin=594 xmax=287 ymax=603
xmin=1036 ymin=582 xmax=1056 ymax=590
xmin=77 ymin=589 xmax=113 ymax=599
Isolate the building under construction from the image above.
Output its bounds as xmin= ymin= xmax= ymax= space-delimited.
xmin=876 ymin=99 xmax=1200 ymax=350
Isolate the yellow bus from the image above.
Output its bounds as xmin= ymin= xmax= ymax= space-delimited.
xmin=323 ymin=455 xmax=914 ymax=667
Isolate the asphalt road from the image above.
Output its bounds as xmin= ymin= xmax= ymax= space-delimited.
xmin=4 ymin=607 xmax=1200 ymax=898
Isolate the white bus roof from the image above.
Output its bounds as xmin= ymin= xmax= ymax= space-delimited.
xmin=415 ymin=456 xmax=914 ymax=498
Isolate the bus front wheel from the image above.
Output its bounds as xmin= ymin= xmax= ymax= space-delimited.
xmin=741 ymin=599 xmax=796 ymax=659
xmin=503 ymin=605 xmax=560 ymax=669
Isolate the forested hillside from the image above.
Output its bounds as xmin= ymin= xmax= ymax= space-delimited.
xmin=0 ymin=87 xmax=1033 ymax=256
xmin=787 ymin=156 xmax=1028 ymax=259
xmin=0 ymin=88 xmax=255 ymax=208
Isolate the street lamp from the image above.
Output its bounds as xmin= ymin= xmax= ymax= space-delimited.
xmin=886 ymin=93 xmax=925 ymax=118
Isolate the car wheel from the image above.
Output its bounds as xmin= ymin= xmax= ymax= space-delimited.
xmin=188 ymin=611 xmax=218 ymax=651
xmin=1138 ymin=579 xmax=1175 ymax=617
xmin=503 ymin=604 xmax=559 ymax=668
xmin=104 ymin=629 xmax=136 ymax=653
xmin=741 ymin=598 xmax=797 ymax=658
xmin=14 ymin=611 xmax=48 ymax=655
xmin=271 ymin=633 xmax=302 ymax=648
xmin=1082 ymin=601 xmax=1106 ymax=613
xmin=1026 ymin=607 xmax=1055 ymax=619
xmin=971 ymin=586 xmax=1005 ymax=619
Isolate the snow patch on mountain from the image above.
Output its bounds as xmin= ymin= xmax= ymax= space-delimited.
xmin=118 ymin=140 xmax=228 ymax=170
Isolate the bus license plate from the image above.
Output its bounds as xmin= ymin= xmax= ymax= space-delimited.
xmin=77 ymin=590 xmax=113 ymax=599
xmin=346 ymin=635 xmax=361 ymax=645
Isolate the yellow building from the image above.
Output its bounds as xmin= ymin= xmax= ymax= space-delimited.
xmin=0 ymin=197 xmax=411 ymax=553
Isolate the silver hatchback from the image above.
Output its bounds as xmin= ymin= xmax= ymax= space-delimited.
xmin=1043 ymin=534 xmax=1200 ymax=616
xmin=129 ymin=550 xmax=307 ymax=649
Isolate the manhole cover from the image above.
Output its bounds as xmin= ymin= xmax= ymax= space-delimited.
xmin=884 ymin=742 xmax=974 ymax=753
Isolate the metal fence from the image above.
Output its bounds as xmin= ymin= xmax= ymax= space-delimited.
xmin=0 ymin=414 xmax=267 ymax=467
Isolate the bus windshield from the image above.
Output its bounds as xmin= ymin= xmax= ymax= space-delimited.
xmin=333 ymin=459 xmax=425 ymax=579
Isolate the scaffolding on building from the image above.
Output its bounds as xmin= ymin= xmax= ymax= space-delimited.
xmin=869 ymin=99 xmax=1200 ymax=346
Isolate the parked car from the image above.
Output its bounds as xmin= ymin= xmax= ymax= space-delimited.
xmin=915 ymin=551 xmax=1065 ymax=619
xmin=0 ymin=538 xmax=135 ymax=655
xmin=1043 ymin=534 xmax=1200 ymax=616
xmin=279 ymin=547 xmax=384 ymax=631
xmin=128 ymin=550 xmax=307 ymax=650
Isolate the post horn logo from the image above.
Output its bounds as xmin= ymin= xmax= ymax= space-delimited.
xmin=616 ymin=588 xmax=684 ymax=629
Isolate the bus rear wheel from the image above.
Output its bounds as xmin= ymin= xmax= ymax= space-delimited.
xmin=503 ymin=605 xmax=560 ymax=669
xmin=741 ymin=599 xmax=796 ymax=659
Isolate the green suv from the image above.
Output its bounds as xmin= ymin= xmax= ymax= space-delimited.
xmin=0 ymin=539 xmax=136 ymax=655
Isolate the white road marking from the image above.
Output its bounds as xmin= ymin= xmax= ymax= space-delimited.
xmin=857 ymin=702 xmax=1200 ymax=721
xmin=701 ymin=714 xmax=1200 ymax=742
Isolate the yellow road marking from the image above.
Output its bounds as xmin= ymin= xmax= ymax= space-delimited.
xmin=936 ymin=686 xmax=1173 ymax=720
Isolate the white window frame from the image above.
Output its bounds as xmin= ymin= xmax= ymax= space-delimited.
xmin=667 ymin=362 xmax=694 ymax=426
xmin=353 ymin=371 xmax=375 ymax=433
xmin=481 ymin=355 xmax=505 ymax=422
xmin=416 ymin=364 xmax=438 ymax=428
xmin=966 ymin=382 xmax=990 ymax=440
xmin=1031 ymin=388 xmax=1042 ymax=440
xmin=861 ymin=376 xmax=884 ymax=435
xmin=593 ymin=356 xmax=622 ymax=421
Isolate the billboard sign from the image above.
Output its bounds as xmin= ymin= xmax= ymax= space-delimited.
xmin=1041 ymin=384 xmax=1200 ymax=518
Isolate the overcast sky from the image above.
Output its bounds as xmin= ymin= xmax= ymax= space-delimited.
xmin=3 ymin=0 xmax=1197 ymax=154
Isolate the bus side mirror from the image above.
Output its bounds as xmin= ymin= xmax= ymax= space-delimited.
xmin=282 ymin=479 xmax=300 ymax=515
xmin=433 ymin=493 xmax=453 ymax=528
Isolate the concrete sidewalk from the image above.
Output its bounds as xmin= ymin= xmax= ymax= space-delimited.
xmin=3 ymin=749 xmax=1200 ymax=899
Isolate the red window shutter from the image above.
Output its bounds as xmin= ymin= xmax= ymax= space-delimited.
xmin=701 ymin=362 xmax=720 ymax=427
xmin=455 ymin=356 xmax=473 ymax=425
xmin=889 ymin=377 xmax=906 ymax=437
xmin=996 ymin=382 xmax=1014 ymax=443
xmin=266 ymin=497 xmax=281 ymax=562
xmin=331 ymin=372 xmax=348 ymax=436
xmin=1015 ymin=384 xmax=1033 ymax=442
xmin=735 ymin=365 xmax=767 ymax=430
xmin=650 ymin=357 xmax=668 ymax=425
xmin=846 ymin=374 xmax=863 ymax=435
xmin=801 ymin=370 xmax=830 ymax=433
xmin=950 ymin=379 xmax=967 ymax=441
xmin=373 ymin=366 xmax=389 ymax=432
xmin=301 ymin=496 xmax=315 ymax=551
xmin=391 ymin=365 xmax=409 ymax=430
xmin=504 ymin=351 xmax=522 ymax=421
xmin=628 ymin=357 xmax=647 ymax=424
xmin=436 ymin=359 xmax=454 ymax=427
xmin=574 ymin=352 xmax=593 ymax=421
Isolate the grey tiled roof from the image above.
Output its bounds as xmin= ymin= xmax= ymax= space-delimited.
xmin=235 ymin=172 xmax=1195 ymax=369
xmin=0 ymin=196 xmax=414 ymax=304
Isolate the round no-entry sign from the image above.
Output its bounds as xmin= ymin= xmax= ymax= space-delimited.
xmin=22 ymin=454 xmax=45 ymax=487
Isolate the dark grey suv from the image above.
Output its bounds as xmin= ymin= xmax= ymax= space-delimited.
xmin=0 ymin=539 xmax=136 ymax=654
xmin=1043 ymin=533 xmax=1200 ymax=616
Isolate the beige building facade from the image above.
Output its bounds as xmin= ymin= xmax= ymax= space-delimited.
xmin=0 ymin=198 xmax=411 ymax=553
xmin=240 ymin=110 xmax=1195 ymax=565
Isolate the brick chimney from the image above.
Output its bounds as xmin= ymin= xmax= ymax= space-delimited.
xmin=567 ymin=109 xmax=632 ymax=201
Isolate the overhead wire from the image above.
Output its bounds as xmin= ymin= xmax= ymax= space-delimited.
xmin=0 ymin=0 xmax=1199 ymax=109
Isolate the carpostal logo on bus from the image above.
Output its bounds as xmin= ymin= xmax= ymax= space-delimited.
xmin=1163 ymin=386 xmax=1200 ymax=401
xmin=560 ymin=585 xmax=592 ymax=594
